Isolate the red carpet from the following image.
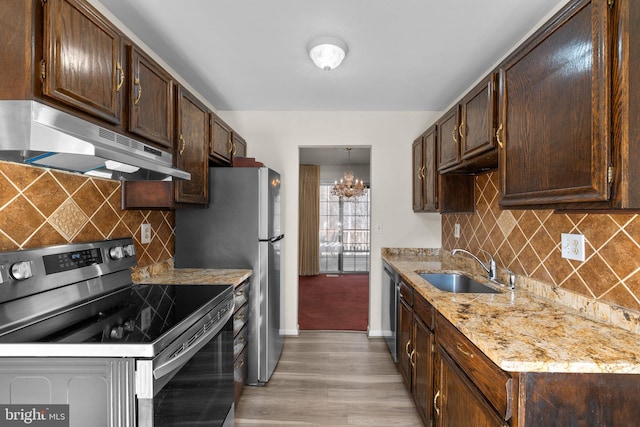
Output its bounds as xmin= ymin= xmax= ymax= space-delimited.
xmin=298 ymin=274 xmax=369 ymax=331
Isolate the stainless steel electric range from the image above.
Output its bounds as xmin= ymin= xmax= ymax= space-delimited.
xmin=0 ymin=238 xmax=234 ymax=427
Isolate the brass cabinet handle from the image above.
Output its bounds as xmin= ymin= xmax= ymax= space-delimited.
xmin=433 ymin=390 xmax=441 ymax=415
xmin=178 ymin=134 xmax=186 ymax=155
xmin=115 ymin=62 xmax=125 ymax=92
xmin=456 ymin=342 xmax=474 ymax=358
xmin=496 ymin=123 xmax=504 ymax=148
xmin=232 ymin=142 xmax=237 ymax=156
xmin=458 ymin=121 xmax=465 ymax=139
xmin=234 ymin=359 xmax=245 ymax=370
xmin=421 ymin=166 xmax=426 ymax=179
xmin=227 ymin=137 xmax=233 ymax=155
xmin=410 ymin=349 xmax=416 ymax=367
xmin=234 ymin=313 xmax=245 ymax=321
xmin=134 ymin=77 xmax=142 ymax=105
xmin=452 ymin=126 xmax=458 ymax=143
xmin=235 ymin=290 xmax=245 ymax=297
xmin=405 ymin=340 xmax=412 ymax=358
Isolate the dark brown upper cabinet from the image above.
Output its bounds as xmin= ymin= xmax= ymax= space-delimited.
xmin=210 ymin=113 xmax=247 ymax=165
xmin=210 ymin=112 xmax=233 ymax=164
xmin=175 ymin=87 xmax=209 ymax=205
xmin=437 ymin=73 xmax=499 ymax=175
xmin=498 ymin=0 xmax=613 ymax=209
xmin=413 ymin=126 xmax=474 ymax=214
xmin=128 ymin=46 xmax=174 ymax=149
xmin=437 ymin=106 xmax=460 ymax=172
xmin=458 ymin=73 xmax=499 ymax=171
xmin=232 ymin=132 xmax=247 ymax=158
xmin=43 ymin=0 xmax=124 ymax=125
xmin=413 ymin=127 xmax=438 ymax=212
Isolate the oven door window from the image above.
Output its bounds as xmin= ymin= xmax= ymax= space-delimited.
xmin=153 ymin=320 xmax=233 ymax=426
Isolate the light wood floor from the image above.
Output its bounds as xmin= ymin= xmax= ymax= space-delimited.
xmin=235 ymin=331 xmax=422 ymax=426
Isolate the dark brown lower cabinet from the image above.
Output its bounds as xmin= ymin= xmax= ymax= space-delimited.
xmin=412 ymin=315 xmax=434 ymax=424
xmin=389 ymin=262 xmax=640 ymax=427
xmin=398 ymin=281 xmax=435 ymax=425
xmin=520 ymin=372 xmax=640 ymax=426
xmin=435 ymin=348 xmax=507 ymax=427
xmin=233 ymin=280 xmax=250 ymax=405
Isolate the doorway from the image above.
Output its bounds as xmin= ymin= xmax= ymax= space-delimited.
xmin=298 ymin=146 xmax=371 ymax=331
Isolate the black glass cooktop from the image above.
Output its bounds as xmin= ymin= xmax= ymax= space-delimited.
xmin=35 ymin=284 xmax=232 ymax=345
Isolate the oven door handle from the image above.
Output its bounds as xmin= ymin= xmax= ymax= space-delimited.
xmin=153 ymin=306 xmax=233 ymax=380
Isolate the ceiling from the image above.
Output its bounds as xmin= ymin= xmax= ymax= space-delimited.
xmin=94 ymin=0 xmax=567 ymax=112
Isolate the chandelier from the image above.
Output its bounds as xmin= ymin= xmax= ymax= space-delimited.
xmin=331 ymin=148 xmax=366 ymax=199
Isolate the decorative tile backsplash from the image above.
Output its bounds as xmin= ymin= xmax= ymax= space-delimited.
xmin=0 ymin=161 xmax=175 ymax=267
xmin=442 ymin=172 xmax=640 ymax=315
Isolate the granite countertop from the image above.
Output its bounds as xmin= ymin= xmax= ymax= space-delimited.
xmin=132 ymin=260 xmax=252 ymax=288
xmin=382 ymin=249 xmax=640 ymax=374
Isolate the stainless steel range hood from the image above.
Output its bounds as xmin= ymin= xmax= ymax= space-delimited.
xmin=0 ymin=100 xmax=190 ymax=181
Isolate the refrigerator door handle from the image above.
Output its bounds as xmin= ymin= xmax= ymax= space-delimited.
xmin=260 ymin=234 xmax=285 ymax=244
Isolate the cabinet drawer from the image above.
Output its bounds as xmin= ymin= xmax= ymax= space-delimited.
xmin=234 ymin=280 xmax=249 ymax=310
xmin=413 ymin=293 xmax=434 ymax=330
xmin=234 ymin=325 xmax=248 ymax=358
xmin=399 ymin=281 xmax=413 ymax=306
xmin=436 ymin=314 xmax=515 ymax=420
xmin=233 ymin=303 xmax=248 ymax=337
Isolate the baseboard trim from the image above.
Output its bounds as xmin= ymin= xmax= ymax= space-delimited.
xmin=367 ymin=328 xmax=383 ymax=337
xmin=281 ymin=325 xmax=300 ymax=336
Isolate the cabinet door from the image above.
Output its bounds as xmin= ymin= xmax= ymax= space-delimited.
xmin=210 ymin=113 xmax=232 ymax=164
xmin=437 ymin=106 xmax=460 ymax=172
xmin=175 ymin=87 xmax=208 ymax=205
xmin=435 ymin=348 xmax=507 ymax=427
xmin=498 ymin=0 xmax=611 ymax=207
xmin=422 ymin=126 xmax=439 ymax=211
xmin=398 ymin=298 xmax=413 ymax=389
xmin=128 ymin=46 xmax=174 ymax=148
xmin=232 ymin=133 xmax=247 ymax=158
xmin=412 ymin=136 xmax=425 ymax=211
xmin=413 ymin=316 xmax=434 ymax=425
xmin=43 ymin=0 xmax=123 ymax=124
xmin=413 ymin=126 xmax=440 ymax=212
xmin=460 ymin=73 xmax=497 ymax=161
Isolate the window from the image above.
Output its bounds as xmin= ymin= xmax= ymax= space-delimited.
xmin=319 ymin=185 xmax=370 ymax=273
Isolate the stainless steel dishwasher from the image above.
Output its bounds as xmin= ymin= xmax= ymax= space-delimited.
xmin=381 ymin=260 xmax=400 ymax=362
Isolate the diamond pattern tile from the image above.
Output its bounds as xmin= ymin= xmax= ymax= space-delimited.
xmin=0 ymin=161 xmax=175 ymax=267
xmin=442 ymin=172 xmax=640 ymax=314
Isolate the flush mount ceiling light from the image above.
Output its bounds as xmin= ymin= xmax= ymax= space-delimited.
xmin=308 ymin=36 xmax=348 ymax=71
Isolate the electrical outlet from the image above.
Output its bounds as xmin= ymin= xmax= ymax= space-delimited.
xmin=561 ymin=233 xmax=585 ymax=262
xmin=141 ymin=223 xmax=152 ymax=244
xmin=140 ymin=307 xmax=152 ymax=332
xmin=454 ymin=223 xmax=461 ymax=239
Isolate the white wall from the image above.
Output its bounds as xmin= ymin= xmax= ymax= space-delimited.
xmin=218 ymin=111 xmax=442 ymax=336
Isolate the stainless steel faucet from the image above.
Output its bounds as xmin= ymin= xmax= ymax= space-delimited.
xmin=451 ymin=248 xmax=497 ymax=281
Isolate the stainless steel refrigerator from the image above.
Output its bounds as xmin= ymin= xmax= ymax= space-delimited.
xmin=175 ymin=166 xmax=284 ymax=385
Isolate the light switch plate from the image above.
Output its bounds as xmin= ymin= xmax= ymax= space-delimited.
xmin=454 ymin=223 xmax=461 ymax=239
xmin=561 ymin=233 xmax=585 ymax=262
xmin=141 ymin=223 xmax=152 ymax=244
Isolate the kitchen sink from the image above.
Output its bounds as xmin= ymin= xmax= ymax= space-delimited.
xmin=419 ymin=273 xmax=500 ymax=294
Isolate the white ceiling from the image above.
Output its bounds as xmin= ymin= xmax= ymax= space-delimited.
xmin=95 ymin=0 xmax=567 ymax=112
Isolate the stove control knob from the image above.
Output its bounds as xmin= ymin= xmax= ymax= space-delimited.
xmin=123 ymin=244 xmax=136 ymax=257
xmin=109 ymin=246 xmax=124 ymax=260
xmin=10 ymin=261 xmax=33 ymax=281
xmin=110 ymin=326 xmax=125 ymax=340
